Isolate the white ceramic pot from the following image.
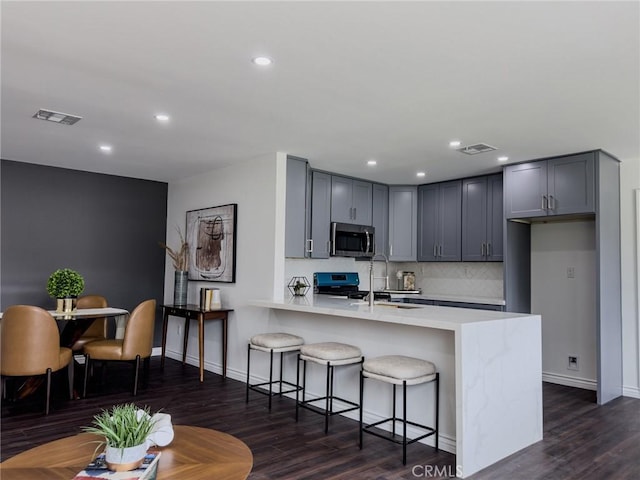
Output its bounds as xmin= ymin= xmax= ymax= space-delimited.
xmin=105 ymin=443 xmax=147 ymax=472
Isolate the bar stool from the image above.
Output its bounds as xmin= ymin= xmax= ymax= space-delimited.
xmin=359 ymin=355 xmax=439 ymax=465
xmin=296 ymin=342 xmax=363 ymax=434
xmin=246 ymin=332 xmax=304 ymax=410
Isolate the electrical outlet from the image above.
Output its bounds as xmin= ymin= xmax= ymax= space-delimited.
xmin=567 ymin=267 xmax=575 ymax=278
xmin=567 ymin=355 xmax=579 ymax=371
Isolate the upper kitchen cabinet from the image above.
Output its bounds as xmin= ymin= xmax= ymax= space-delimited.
xmin=371 ymin=183 xmax=389 ymax=257
xmin=505 ymin=152 xmax=595 ymax=219
xmin=388 ymin=186 xmax=417 ymax=261
xmin=462 ymin=174 xmax=503 ymax=261
xmin=285 ymin=156 xmax=310 ymax=258
xmin=331 ymin=175 xmax=373 ymax=225
xmin=309 ymin=171 xmax=332 ymax=258
xmin=418 ymin=180 xmax=462 ymax=262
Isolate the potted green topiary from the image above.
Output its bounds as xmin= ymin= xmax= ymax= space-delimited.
xmin=82 ymin=403 xmax=157 ymax=472
xmin=46 ymin=268 xmax=85 ymax=312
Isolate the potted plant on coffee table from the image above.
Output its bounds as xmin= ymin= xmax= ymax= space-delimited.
xmin=82 ymin=403 xmax=157 ymax=472
xmin=46 ymin=268 xmax=85 ymax=312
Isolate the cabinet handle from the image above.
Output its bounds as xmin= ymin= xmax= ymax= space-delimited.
xmin=481 ymin=243 xmax=486 ymax=256
xmin=439 ymin=244 xmax=443 ymax=257
xmin=305 ymin=239 xmax=313 ymax=253
xmin=353 ymin=207 xmax=356 ymax=219
xmin=433 ymin=244 xmax=437 ymax=257
xmin=542 ymin=195 xmax=548 ymax=210
xmin=487 ymin=242 xmax=491 ymax=257
xmin=330 ymin=223 xmax=337 ymax=256
xmin=549 ymin=195 xmax=555 ymax=210
xmin=390 ymin=244 xmax=393 ymax=256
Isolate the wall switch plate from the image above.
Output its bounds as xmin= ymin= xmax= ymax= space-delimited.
xmin=567 ymin=267 xmax=575 ymax=278
xmin=567 ymin=355 xmax=579 ymax=371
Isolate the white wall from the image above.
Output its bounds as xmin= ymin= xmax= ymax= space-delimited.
xmin=163 ymin=153 xmax=282 ymax=379
xmin=531 ymin=220 xmax=597 ymax=387
xmin=620 ymin=158 xmax=640 ymax=398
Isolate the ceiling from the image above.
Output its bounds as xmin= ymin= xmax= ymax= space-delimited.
xmin=1 ymin=1 xmax=639 ymax=185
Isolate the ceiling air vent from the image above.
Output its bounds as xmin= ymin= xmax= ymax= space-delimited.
xmin=457 ymin=143 xmax=497 ymax=155
xmin=33 ymin=109 xmax=82 ymax=125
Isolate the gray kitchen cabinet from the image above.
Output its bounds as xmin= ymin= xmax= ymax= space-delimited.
xmin=418 ymin=180 xmax=462 ymax=261
xmin=285 ymin=156 xmax=310 ymax=258
xmin=331 ymin=175 xmax=373 ymax=225
xmin=505 ymin=152 xmax=595 ymax=219
xmin=388 ymin=186 xmax=417 ymax=261
xmin=310 ymin=171 xmax=331 ymax=258
xmin=462 ymin=174 xmax=503 ymax=261
xmin=371 ymin=183 xmax=389 ymax=257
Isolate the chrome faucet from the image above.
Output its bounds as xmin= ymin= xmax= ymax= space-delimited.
xmin=366 ymin=252 xmax=390 ymax=306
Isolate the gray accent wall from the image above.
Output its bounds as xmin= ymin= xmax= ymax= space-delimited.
xmin=1 ymin=160 xmax=168 ymax=345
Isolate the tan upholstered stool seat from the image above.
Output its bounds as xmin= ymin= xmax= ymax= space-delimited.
xmin=300 ymin=342 xmax=362 ymax=365
xmin=250 ymin=332 xmax=304 ymax=352
xmin=363 ymin=355 xmax=436 ymax=385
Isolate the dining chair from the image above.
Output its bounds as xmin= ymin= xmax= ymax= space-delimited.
xmin=0 ymin=305 xmax=74 ymax=414
xmin=72 ymin=294 xmax=108 ymax=352
xmin=83 ymin=299 xmax=156 ymax=396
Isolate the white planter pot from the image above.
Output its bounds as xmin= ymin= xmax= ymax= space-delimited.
xmin=105 ymin=443 xmax=147 ymax=471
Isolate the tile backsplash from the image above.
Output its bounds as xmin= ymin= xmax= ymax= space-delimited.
xmin=285 ymin=258 xmax=504 ymax=299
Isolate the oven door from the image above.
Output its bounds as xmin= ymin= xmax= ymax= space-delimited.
xmin=330 ymin=223 xmax=375 ymax=257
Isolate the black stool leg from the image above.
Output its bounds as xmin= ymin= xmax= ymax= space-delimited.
xmin=392 ymin=384 xmax=397 ymax=436
xmin=83 ymin=354 xmax=91 ymax=397
xmin=44 ymin=368 xmax=52 ymax=415
xmin=132 ymin=355 xmax=141 ymax=396
xmin=324 ymin=363 xmax=331 ymax=434
xmin=359 ymin=370 xmax=364 ymax=449
xmin=268 ymin=349 xmax=274 ymax=410
xmin=435 ymin=372 xmax=440 ymax=451
xmin=402 ymin=380 xmax=407 ymax=465
xmin=278 ymin=351 xmax=284 ymax=395
xmin=245 ymin=344 xmax=251 ymax=403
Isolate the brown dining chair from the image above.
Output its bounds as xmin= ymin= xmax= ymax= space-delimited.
xmin=72 ymin=295 xmax=108 ymax=352
xmin=83 ymin=299 xmax=156 ymax=396
xmin=0 ymin=305 xmax=74 ymax=414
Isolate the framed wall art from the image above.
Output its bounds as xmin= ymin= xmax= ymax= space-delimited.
xmin=186 ymin=203 xmax=237 ymax=283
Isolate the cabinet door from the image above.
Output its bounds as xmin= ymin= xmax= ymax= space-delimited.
xmin=547 ymin=152 xmax=595 ymax=216
xmin=372 ymin=183 xmax=389 ymax=256
xmin=310 ymin=171 xmax=331 ymax=258
xmin=285 ymin=157 xmax=308 ymax=258
xmin=505 ymin=161 xmax=547 ymax=218
xmin=417 ymin=184 xmax=439 ymax=261
xmin=388 ymin=186 xmax=417 ymax=261
xmin=461 ymin=176 xmax=488 ymax=261
xmin=438 ymin=180 xmax=462 ymax=261
xmin=352 ymin=180 xmax=373 ymax=225
xmin=330 ymin=175 xmax=353 ymax=224
xmin=486 ymin=174 xmax=504 ymax=261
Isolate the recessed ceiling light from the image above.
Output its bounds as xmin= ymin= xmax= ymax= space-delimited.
xmin=498 ymin=156 xmax=509 ymax=162
xmin=99 ymin=145 xmax=112 ymax=153
xmin=367 ymin=160 xmax=377 ymax=166
xmin=155 ymin=114 xmax=170 ymax=122
xmin=449 ymin=140 xmax=461 ymax=148
xmin=417 ymin=172 xmax=426 ymax=178
xmin=252 ymin=56 xmax=272 ymax=66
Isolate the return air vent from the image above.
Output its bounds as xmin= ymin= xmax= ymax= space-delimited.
xmin=457 ymin=143 xmax=497 ymax=155
xmin=33 ymin=109 xmax=82 ymax=125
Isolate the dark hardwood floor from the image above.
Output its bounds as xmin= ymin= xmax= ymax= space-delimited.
xmin=1 ymin=358 xmax=639 ymax=479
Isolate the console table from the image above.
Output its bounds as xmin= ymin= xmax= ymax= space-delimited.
xmin=0 ymin=425 xmax=253 ymax=480
xmin=161 ymin=304 xmax=233 ymax=382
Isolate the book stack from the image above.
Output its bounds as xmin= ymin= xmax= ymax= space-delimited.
xmin=72 ymin=451 xmax=161 ymax=480
xmin=199 ymin=288 xmax=221 ymax=311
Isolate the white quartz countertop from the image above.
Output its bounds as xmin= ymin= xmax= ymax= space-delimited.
xmin=250 ymin=295 xmax=529 ymax=332
xmin=388 ymin=292 xmax=506 ymax=306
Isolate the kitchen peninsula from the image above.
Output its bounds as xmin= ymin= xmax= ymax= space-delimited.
xmin=250 ymin=295 xmax=542 ymax=478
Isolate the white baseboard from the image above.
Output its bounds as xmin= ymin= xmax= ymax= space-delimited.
xmin=542 ymin=372 xmax=597 ymax=391
xmin=623 ymin=385 xmax=640 ymax=399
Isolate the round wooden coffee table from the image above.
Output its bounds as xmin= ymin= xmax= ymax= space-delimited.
xmin=0 ymin=425 xmax=253 ymax=480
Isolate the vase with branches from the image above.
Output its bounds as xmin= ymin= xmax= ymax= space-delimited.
xmin=160 ymin=227 xmax=189 ymax=305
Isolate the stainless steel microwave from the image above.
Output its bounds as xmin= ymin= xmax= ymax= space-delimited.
xmin=330 ymin=222 xmax=375 ymax=257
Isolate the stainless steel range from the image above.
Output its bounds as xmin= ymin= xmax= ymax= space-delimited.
xmin=313 ymin=272 xmax=391 ymax=300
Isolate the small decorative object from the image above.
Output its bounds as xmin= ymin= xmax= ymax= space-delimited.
xmin=159 ymin=227 xmax=189 ymax=306
xmin=82 ymin=403 xmax=158 ymax=472
xmin=288 ymin=276 xmax=310 ymax=296
xmin=46 ymin=268 xmax=85 ymax=313
xmin=199 ymin=287 xmax=222 ymax=310
xmin=186 ymin=204 xmax=237 ymax=283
